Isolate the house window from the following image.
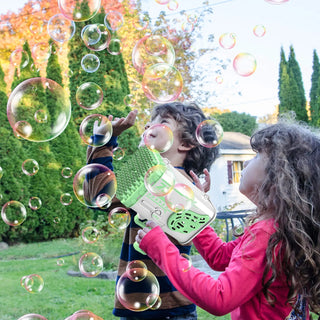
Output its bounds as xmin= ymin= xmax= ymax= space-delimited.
xmin=227 ymin=161 xmax=244 ymax=184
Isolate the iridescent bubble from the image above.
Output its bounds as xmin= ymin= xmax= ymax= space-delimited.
xmin=96 ymin=193 xmax=112 ymax=209
xmin=253 ymin=24 xmax=266 ymax=37
xmin=29 ymin=20 xmax=45 ymax=35
xmin=116 ymin=269 xmax=160 ymax=311
xmin=142 ymin=63 xmax=183 ymax=103
xmin=79 ymin=114 xmax=112 ymax=147
xmin=146 ymin=293 xmax=162 ymax=310
xmin=73 ymin=163 xmax=117 ymax=207
xmin=104 ymin=11 xmax=124 ymax=31
xmin=79 ymin=252 xmax=103 ymax=277
xmin=58 ymin=0 xmax=101 ymax=22
xmin=34 ymin=109 xmax=48 ymax=123
xmin=133 ymin=12 xmax=149 ymax=31
xmin=155 ymin=0 xmax=170 ymax=4
xmin=126 ymin=260 xmax=148 ymax=282
xmin=22 ymin=159 xmax=39 ymax=176
xmin=0 ymin=166 xmax=3 ymax=179
xmin=219 ymin=33 xmax=236 ymax=49
xmin=61 ymin=167 xmax=73 ymax=178
xmin=28 ymin=197 xmax=42 ymax=210
xmin=10 ymin=48 xmax=29 ymax=69
xmin=57 ymin=258 xmax=65 ymax=266
xmin=18 ymin=314 xmax=48 ymax=320
xmin=181 ymin=253 xmax=192 ymax=272
xmin=53 ymin=217 xmax=61 ymax=224
xmin=1 ymin=201 xmax=27 ymax=226
xmin=132 ymin=35 xmax=175 ymax=75
xmin=144 ymin=164 xmax=175 ymax=196
xmin=195 ymin=119 xmax=224 ymax=148
xmin=186 ymin=13 xmax=198 ymax=24
xmin=215 ymin=75 xmax=223 ymax=84
xmin=165 ymin=183 xmax=194 ymax=213
xmin=31 ymin=42 xmax=51 ymax=62
xmin=82 ymin=24 xmax=111 ymax=51
xmin=76 ymin=82 xmax=103 ymax=110
xmin=82 ymin=226 xmax=100 ymax=244
xmin=112 ymin=147 xmax=125 ymax=161
xmin=143 ymin=124 xmax=174 ymax=153
xmin=108 ymin=207 xmax=131 ymax=230
xmin=123 ymin=94 xmax=137 ymax=108
xmin=60 ymin=193 xmax=73 ymax=206
xmin=7 ymin=78 xmax=71 ymax=142
xmin=265 ymin=0 xmax=289 ymax=4
xmin=181 ymin=21 xmax=194 ymax=33
xmin=24 ymin=274 xmax=44 ymax=293
xmin=107 ymin=38 xmax=122 ymax=55
xmin=47 ymin=13 xmax=76 ymax=43
xmin=233 ymin=53 xmax=257 ymax=77
xmin=167 ymin=0 xmax=179 ymax=11
xmin=20 ymin=275 xmax=28 ymax=288
xmin=81 ymin=54 xmax=100 ymax=73
xmin=68 ymin=310 xmax=103 ymax=320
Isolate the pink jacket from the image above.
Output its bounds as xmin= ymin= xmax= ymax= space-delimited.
xmin=140 ymin=219 xmax=309 ymax=319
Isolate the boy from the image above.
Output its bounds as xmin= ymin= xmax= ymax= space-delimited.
xmin=86 ymin=102 xmax=219 ymax=319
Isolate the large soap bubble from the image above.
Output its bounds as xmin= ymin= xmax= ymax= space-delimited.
xmin=7 ymin=78 xmax=71 ymax=142
xmin=47 ymin=13 xmax=76 ymax=43
xmin=81 ymin=24 xmax=111 ymax=51
xmin=18 ymin=314 xmax=48 ymax=320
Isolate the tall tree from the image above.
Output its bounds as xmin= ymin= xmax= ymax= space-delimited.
xmin=309 ymin=50 xmax=320 ymax=126
xmin=278 ymin=46 xmax=287 ymax=112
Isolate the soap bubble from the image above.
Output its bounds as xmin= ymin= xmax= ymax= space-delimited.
xmin=146 ymin=293 xmax=162 ymax=310
xmin=73 ymin=163 xmax=117 ymax=208
xmin=10 ymin=48 xmax=29 ymax=69
xmin=0 ymin=167 xmax=3 ymax=179
xmin=22 ymin=159 xmax=39 ymax=176
xmin=219 ymin=33 xmax=236 ymax=49
xmin=7 ymin=78 xmax=71 ymax=142
xmin=29 ymin=20 xmax=45 ymax=35
xmin=133 ymin=12 xmax=149 ymax=31
xmin=76 ymin=82 xmax=103 ymax=110
xmin=104 ymin=11 xmax=124 ymax=31
xmin=58 ymin=0 xmax=101 ymax=22
xmin=82 ymin=24 xmax=111 ymax=51
xmin=108 ymin=207 xmax=131 ymax=230
xmin=144 ymin=164 xmax=175 ymax=196
xmin=265 ymin=0 xmax=289 ymax=4
xmin=79 ymin=114 xmax=112 ymax=147
xmin=143 ymin=124 xmax=173 ymax=153
xmin=126 ymin=260 xmax=148 ymax=282
xmin=107 ymin=38 xmax=122 ymax=55
xmin=96 ymin=193 xmax=112 ymax=209
xmin=81 ymin=54 xmax=100 ymax=73
xmin=123 ymin=94 xmax=137 ymax=107
xmin=57 ymin=258 xmax=65 ymax=266
xmin=155 ymin=0 xmax=170 ymax=4
xmin=215 ymin=75 xmax=223 ymax=84
xmin=34 ymin=109 xmax=48 ymax=123
xmin=116 ymin=269 xmax=160 ymax=311
xmin=142 ymin=63 xmax=183 ymax=103
xmin=53 ymin=217 xmax=61 ymax=224
xmin=31 ymin=42 xmax=52 ymax=62
xmin=82 ymin=226 xmax=100 ymax=244
xmin=165 ymin=183 xmax=194 ymax=213
xmin=112 ymin=147 xmax=125 ymax=160
xmin=47 ymin=13 xmax=76 ymax=43
xmin=18 ymin=314 xmax=48 ymax=320
xmin=167 ymin=0 xmax=179 ymax=10
xmin=195 ymin=119 xmax=224 ymax=148
xmin=28 ymin=197 xmax=42 ymax=210
xmin=60 ymin=193 xmax=73 ymax=206
xmin=132 ymin=35 xmax=175 ymax=75
xmin=181 ymin=253 xmax=192 ymax=272
xmin=24 ymin=274 xmax=44 ymax=293
xmin=233 ymin=53 xmax=257 ymax=77
xmin=253 ymin=24 xmax=266 ymax=37
xmin=1 ymin=201 xmax=27 ymax=226
xmin=79 ymin=252 xmax=103 ymax=277
xmin=61 ymin=167 xmax=73 ymax=178
xmin=68 ymin=310 xmax=103 ymax=320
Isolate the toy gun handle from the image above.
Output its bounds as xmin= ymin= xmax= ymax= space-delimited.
xmin=133 ymin=215 xmax=147 ymax=255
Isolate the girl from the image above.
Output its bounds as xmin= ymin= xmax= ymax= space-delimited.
xmin=136 ymin=121 xmax=320 ymax=320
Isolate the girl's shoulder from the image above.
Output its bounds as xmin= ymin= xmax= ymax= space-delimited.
xmin=248 ymin=218 xmax=277 ymax=235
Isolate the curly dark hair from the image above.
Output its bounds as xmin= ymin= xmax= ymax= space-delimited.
xmin=151 ymin=102 xmax=219 ymax=176
xmin=248 ymin=120 xmax=320 ymax=316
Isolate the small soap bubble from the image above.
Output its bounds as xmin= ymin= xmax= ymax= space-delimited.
xmin=126 ymin=260 xmax=148 ymax=282
xmin=58 ymin=0 xmax=101 ymax=22
xmin=53 ymin=217 xmax=61 ymax=224
xmin=79 ymin=114 xmax=112 ymax=147
xmin=34 ymin=109 xmax=48 ymax=123
xmin=181 ymin=253 xmax=192 ymax=272
xmin=107 ymin=38 xmax=122 ymax=55
xmin=28 ymin=197 xmax=42 ymax=210
xmin=165 ymin=183 xmax=194 ymax=213
xmin=20 ymin=275 xmax=28 ymax=288
xmin=22 ymin=159 xmax=39 ymax=176
xmin=56 ymin=258 xmax=65 ymax=266
xmin=104 ymin=11 xmax=124 ymax=31
xmin=76 ymin=82 xmax=103 ymax=110
xmin=112 ymin=147 xmax=125 ymax=161
xmin=82 ymin=226 xmax=100 ymax=244
xmin=146 ymin=293 xmax=162 ymax=310
xmin=155 ymin=0 xmax=170 ymax=4
xmin=24 ymin=274 xmax=44 ymax=293
xmin=61 ymin=167 xmax=73 ymax=178
xmin=142 ymin=63 xmax=183 ymax=103
xmin=253 ymin=24 xmax=266 ymax=37
xmin=47 ymin=13 xmax=76 ymax=43
xmin=133 ymin=12 xmax=149 ymax=31
xmin=68 ymin=310 xmax=103 ymax=320
xmin=116 ymin=270 xmax=160 ymax=311
xmin=0 ymin=166 xmax=3 ymax=179
xmin=196 ymin=119 xmax=224 ymax=148
xmin=96 ymin=193 xmax=112 ymax=209
xmin=215 ymin=75 xmax=223 ymax=84
xmin=233 ymin=53 xmax=257 ymax=77
xmin=167 ymin=0 xmax=179 ymax=10
xmin=144 ymin=164 xmax=175 ymax=196
xmin=18 ymin=314 xmax=48 ymax=320
xmin=14 ymin=121 xmax=33 ymax=139
xmin=123 ymin=94 xmax=137 ymax=108
xmin=60 ymin=193 xmax=73 ymax=206
xmin=219 ymin=33 xmax=236 ymax=49
xmin=81 ymin=54 xmax=100 ymax=73
xmin=79 ymin=252 xmax=104 ymax=277
xmin=82 ymin=24 xmax=111 ymax=51
xmin=264 ymin=0 xmax=289 ymax=4
xmin=143 ymin=124 xmax=173 ymax=153
xmin=10 ymin=48 xmax=29 ymax=69
xmin=73 ymin=163 xmax=117 ymax=207
xmin=108 ymin=207 xmax=131 ymax=230
xmin=31 ymin=42 xmax=51 ymax=62
xmin=29 ymin=20 xmax=44 ymax=35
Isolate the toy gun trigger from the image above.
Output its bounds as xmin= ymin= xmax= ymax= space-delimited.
xmin=133 ymin=215 xmax=147 ymax=255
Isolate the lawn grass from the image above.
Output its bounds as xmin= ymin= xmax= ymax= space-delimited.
xmin=0 ymin=237 xmax=231 ymax=320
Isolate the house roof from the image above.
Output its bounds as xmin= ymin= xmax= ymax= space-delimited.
xmin=220 ymin=131 xmax=252 ymax=150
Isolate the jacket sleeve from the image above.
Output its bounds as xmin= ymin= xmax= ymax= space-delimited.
xmin=139 ymin=224 xmax=272 ymax=316
xmin=192 ymin=226 xmax=242 ymax=271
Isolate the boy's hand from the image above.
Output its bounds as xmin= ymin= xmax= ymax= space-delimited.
xmin=189 ymin=168 xmax=211 ymax=193
xmin=135 ymin=221 xmax=158 ymax=244
xmin=93 ymin=117 xmax=110 ymax=136
xmin=110 ymin=109 xmax=138 ymax=137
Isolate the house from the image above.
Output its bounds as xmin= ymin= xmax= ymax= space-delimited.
xmin=208 ymin=131 xmax=257 ymax=212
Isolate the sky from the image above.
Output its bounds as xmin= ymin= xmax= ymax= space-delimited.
xmin=1 ymin=0 xmax=320 ymax=118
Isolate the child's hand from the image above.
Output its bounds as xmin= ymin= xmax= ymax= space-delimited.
xmin=135 ymin=221 xmax=158 ymax=244
xmin=190 ymin=168 xmax=211 ymax=193
xmin=110 ymin=109 xmax=138 ymax=137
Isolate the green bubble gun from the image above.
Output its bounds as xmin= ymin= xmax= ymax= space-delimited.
xmin=115 ymin=146 xmax=216 ymax=254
